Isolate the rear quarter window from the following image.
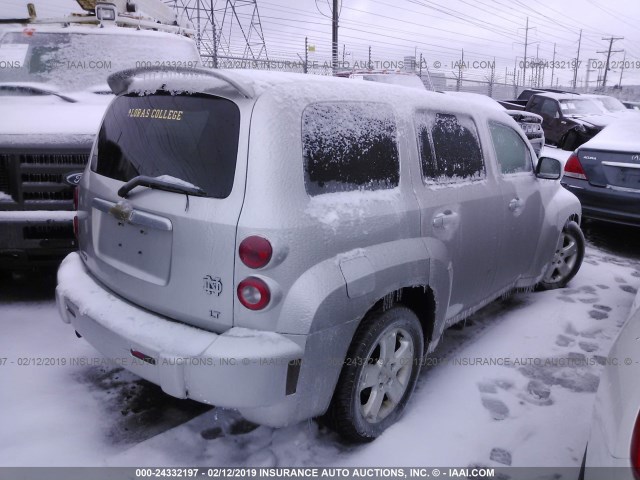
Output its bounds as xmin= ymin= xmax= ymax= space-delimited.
xmin=302 ymin=102 xmax=399 ymax=196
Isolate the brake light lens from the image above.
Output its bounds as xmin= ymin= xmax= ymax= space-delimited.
xmin=73 ymin=186 xmax=79 ymax=210
xmin=237 ymin=277 xmax=271 ymax=310
xmin=632 ymin=410 xmax=640 ymax=479
xmin=239 ymin=236 xmax=273 ymax=269
xmin=564 ymin=153 xmax=588 ymax=180
xmin=73 ymin=187 xmax=79 ymax=238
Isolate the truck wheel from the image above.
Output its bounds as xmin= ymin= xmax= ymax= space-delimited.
xmin=323 ymin=306 xmax=423 ymax=442
xmin=539 ymin=221 xmax=585 ymax=290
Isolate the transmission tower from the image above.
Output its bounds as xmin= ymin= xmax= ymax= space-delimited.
xmin=165 ymin=0 xmax=269 ymax=67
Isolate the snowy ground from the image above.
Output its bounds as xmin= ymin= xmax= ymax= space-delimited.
xmin=1 ymin=220 xmax=639 ymax=471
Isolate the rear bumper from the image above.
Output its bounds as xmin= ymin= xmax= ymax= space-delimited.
xmin=561 ymin=178 xmax=640 ymax=227
xmin=0 ymin=211 xmax=76 ymax=268
xmin=56 ymin=252 xmax=305 ymax=419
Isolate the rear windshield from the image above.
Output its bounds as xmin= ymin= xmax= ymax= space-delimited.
xmin=92 ymin=93 xmax=240 ymax=199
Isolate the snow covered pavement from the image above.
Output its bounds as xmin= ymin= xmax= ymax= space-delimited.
xmin=1 ymin=227 xmax=639 ymax=469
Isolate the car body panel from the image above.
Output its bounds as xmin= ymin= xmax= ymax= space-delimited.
xmin=585 ymin=290 xmax=640 ymax=477
xmin=57 ymin=69 xmax=582 ymax=426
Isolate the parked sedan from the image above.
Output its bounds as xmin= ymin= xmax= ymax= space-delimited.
xmin=583 ymin=289 xmax=640 ymax=479
xmin=561 ymin=119 xmax=640 ymax=226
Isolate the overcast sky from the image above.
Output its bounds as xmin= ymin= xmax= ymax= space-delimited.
xmin=3 ymin=0 xmax=640 ymax=88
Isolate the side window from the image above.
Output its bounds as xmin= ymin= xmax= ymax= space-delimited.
xmin=489 ymin=121 xmax=533 ymax=174
xmin=415 ymin=111 xmax=485 ymax=183
xmin=302 ymin=102 xmax=399 ymax=196
xmin=540 ymin=99 xmax=559 ymax=118
xmin=528 ymin=96 xmax=543 ymax=115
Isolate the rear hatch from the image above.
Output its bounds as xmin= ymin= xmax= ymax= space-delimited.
xmin=579 ymin=148 xmax=640 ymax=192
xmin=80 ymin=92 xmax=243 ymax=332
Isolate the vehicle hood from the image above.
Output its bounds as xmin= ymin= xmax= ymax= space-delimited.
xmin=0 ymin=96 xmax=109 ymax=138
xmin=570 ymin=111 xmax=637 ymax=129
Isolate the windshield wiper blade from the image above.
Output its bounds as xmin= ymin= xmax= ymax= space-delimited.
xmin=118 ymin=175 xmax=207 ymax=198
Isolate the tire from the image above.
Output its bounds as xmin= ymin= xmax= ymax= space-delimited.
xmin=538 ymin=221 xmax=585 ymax=290
xmin=322 ymin=305 xmax=424 ymax=442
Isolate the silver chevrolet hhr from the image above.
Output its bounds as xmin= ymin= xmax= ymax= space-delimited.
xmin=56 ymin=68 xmax=584 ymax=442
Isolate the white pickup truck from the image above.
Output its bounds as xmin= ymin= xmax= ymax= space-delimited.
xmin=0 ymin=0 xmax=200 ymax=271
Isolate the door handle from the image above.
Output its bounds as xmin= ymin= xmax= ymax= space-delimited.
xmin=433 ymin=211 xmax=458 ymax=228
xmin=508 ymin=198 xmax=522 ymax=211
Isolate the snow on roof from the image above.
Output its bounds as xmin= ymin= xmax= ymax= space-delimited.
xmin=121 ymin=68 xmax=512 ymax=121
xmin=0 ymin=24 xmax=196 ymax=42
xmin=579 ymin=117 xmax=640 ymax=152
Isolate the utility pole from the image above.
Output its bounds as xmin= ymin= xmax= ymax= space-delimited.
xmin=619 ymin=51 xmax=626 ymax=87
xmin=572 ymin=29 xmax=582 ymax=90
xmin=598 ymin=36 xmax=624 ymax=87
xmin=456 ymin=48 xmax=464 ymax=91
xmin=342 ymin=43 xmax=345 ymax=65
xmin=304 ymin=37 xmax=308 ymax=74
xmin=332 ymin=0 xmax=339 ymax=74
xmin=550 ymin=43 xmax=556 ymax=88
xmin=368 ymin=46 xmax=372 ymax=70
xmin=487 ymin=57 xmax=495 ymax=98
xmin=513 ymin=57 xmax=518 ymax=97
xmin=522 ymin=17 xmax=530 ymax=88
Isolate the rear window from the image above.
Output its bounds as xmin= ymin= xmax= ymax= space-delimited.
xmin=92 ymin=93 xmax=240 ymax=199
xmin=302 ymin=102 xmax=399 ymax=196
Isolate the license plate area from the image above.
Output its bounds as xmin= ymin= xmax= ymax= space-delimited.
xmin=92 ymin=199 xmax=173 ymax=285
xmin=602 ymin=162 xmax=640 ymax=191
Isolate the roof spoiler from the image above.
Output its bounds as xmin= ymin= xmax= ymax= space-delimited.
xmin=107 ymin=67 xmax=255 ymax=98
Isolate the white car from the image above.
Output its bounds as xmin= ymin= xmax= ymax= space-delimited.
xmin=584 ymin=289 xmax=640 ymax=479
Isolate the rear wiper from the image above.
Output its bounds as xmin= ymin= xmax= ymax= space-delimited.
xmin=118 ymin=175 xmax=207 ymax=198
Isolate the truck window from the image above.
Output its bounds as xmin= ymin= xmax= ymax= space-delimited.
xmin=527 ymin=96 xmax=543 ymax=115
xmin=415 ymin=112 xmax=485 ymax=183
xmin=489 ymin=121 xmax=533 ymax=174
xmin=540 ymin=99 xmax=559 ymax=119
xmin=302 ymin=102 xmax=399 ymax=196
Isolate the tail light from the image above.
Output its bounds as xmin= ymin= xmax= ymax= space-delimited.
xmin=239 ymin=236 xmax=273 ymax=269
xmin=237 ymin=277 xmax=271 ymax=310
xmin=73 ymin=186 xmax=79 ymax=210
xmin=632 ymin=410 xmax=640 ymax=479
xmin=564 ymin=153 xmax=588 ymax=180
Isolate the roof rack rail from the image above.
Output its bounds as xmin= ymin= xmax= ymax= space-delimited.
xmin=539 ymin=88 xmax=579 ymax=95
xmin=0 ymin=0 xmax=194 ymax=36
xmin=107 ymin=66 xmax=255 ymax=98
xmin=21 ymin=14 xmax=195 ymax=36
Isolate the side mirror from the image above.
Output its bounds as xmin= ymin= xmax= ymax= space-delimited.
xmin=536 ymin=156 xmax=562 ymax=180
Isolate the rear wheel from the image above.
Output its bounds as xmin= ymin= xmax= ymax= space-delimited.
xmin=539 ymin=221 xmax=585 ymax=290
xmin=323 ymin=306 xmax=423 ymax=442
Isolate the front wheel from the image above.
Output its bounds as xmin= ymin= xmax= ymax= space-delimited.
xmin=322 ymin=306 xmax=424 ymax=442
xmin=538 ymin=221 xmax=585 ymax=290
